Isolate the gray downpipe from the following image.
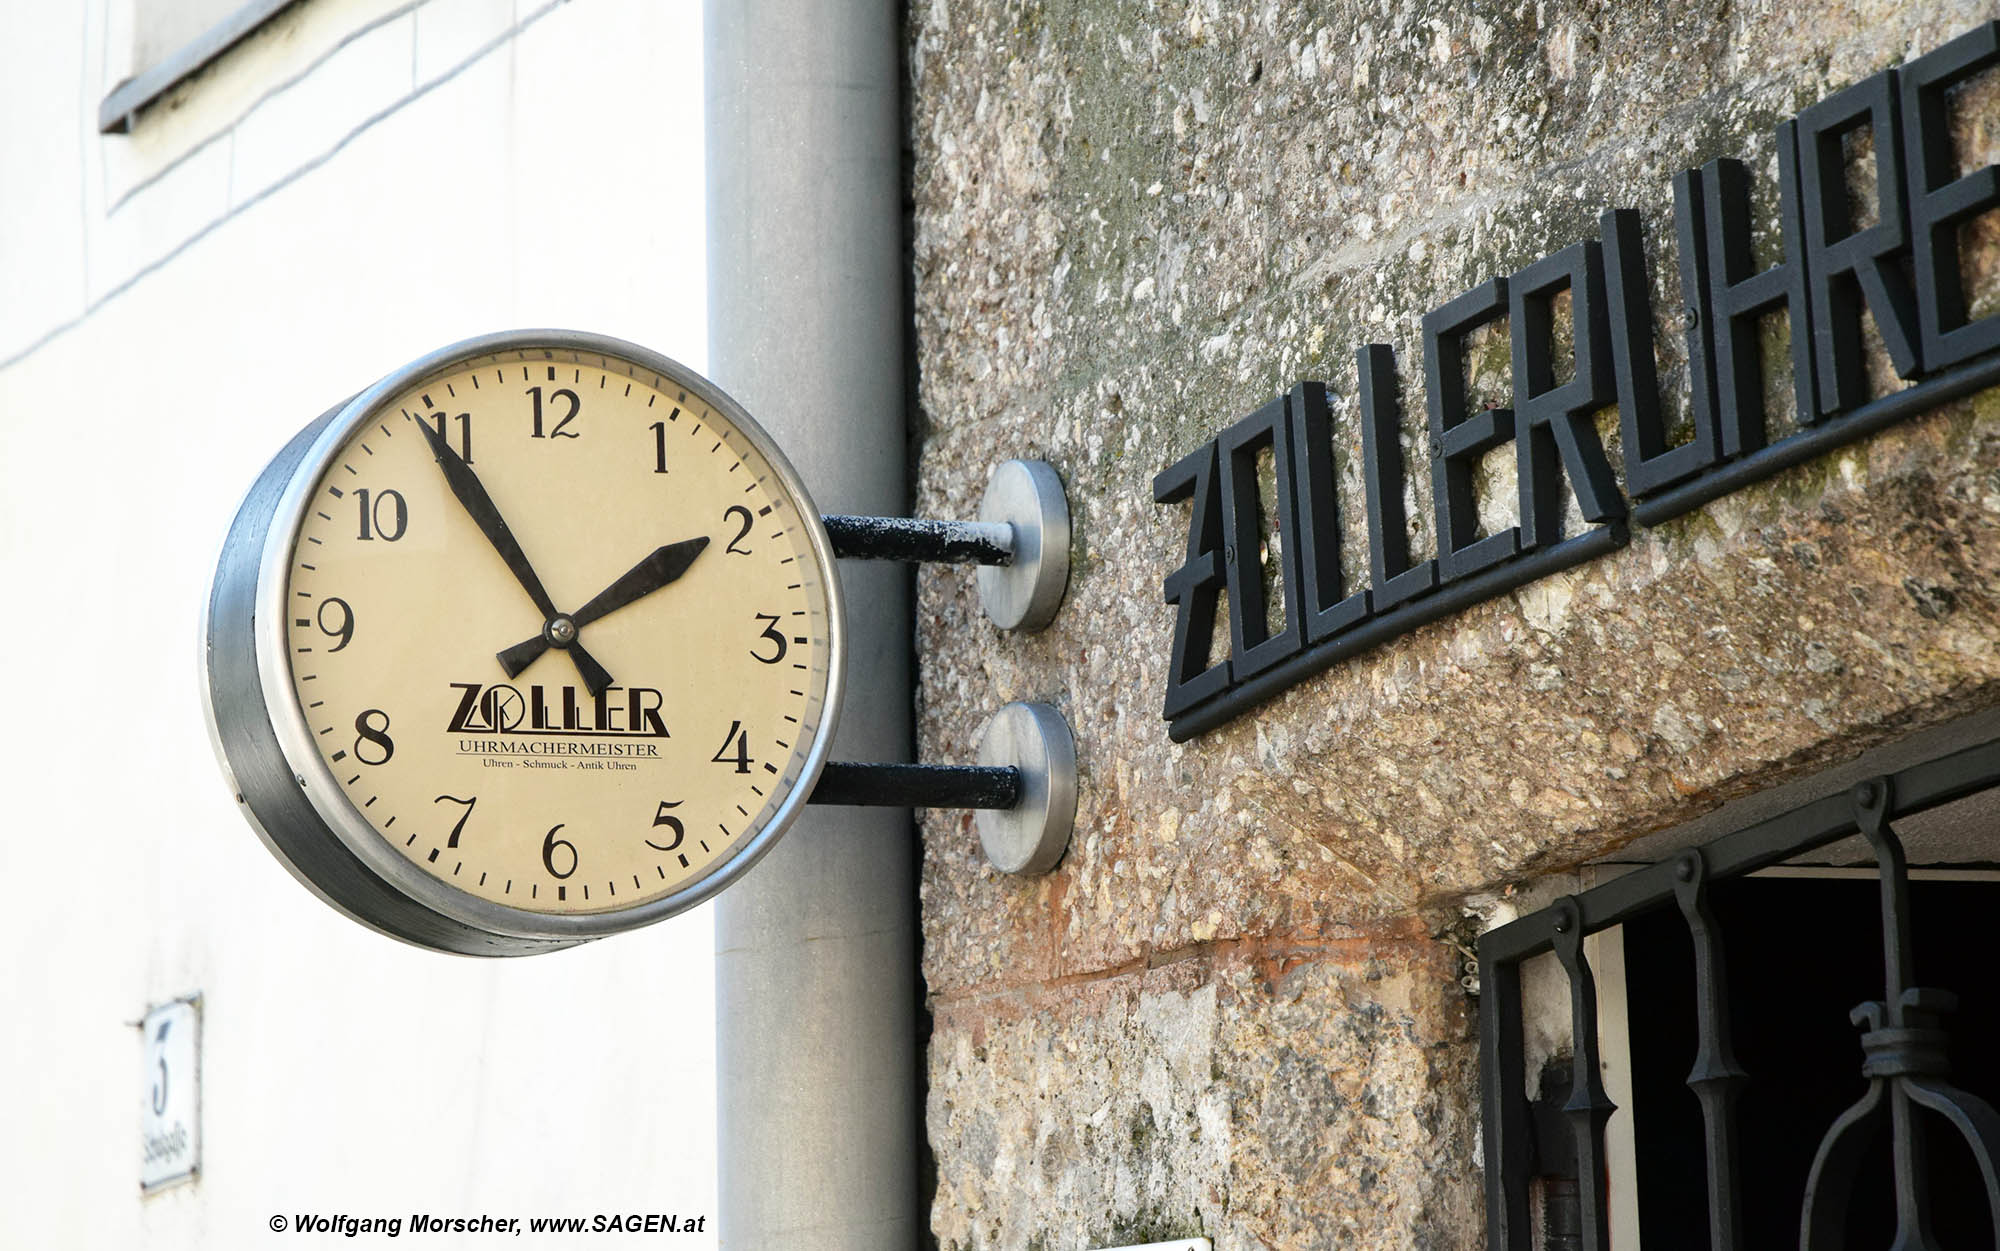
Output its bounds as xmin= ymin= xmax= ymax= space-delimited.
xmin=704 ymin=4 xmax=918 ymax=1249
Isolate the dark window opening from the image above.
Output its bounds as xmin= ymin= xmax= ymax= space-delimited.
xmin=1624 ymin=876 xmax=2000 ymax=1250
xmin=1478 ymin=739 xmax=2000 ymax=1251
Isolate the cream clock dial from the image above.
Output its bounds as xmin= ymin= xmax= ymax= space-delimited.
xmin=203 ymin=331 xmax=844 ymax=955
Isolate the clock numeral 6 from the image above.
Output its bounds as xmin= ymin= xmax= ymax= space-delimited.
xmin=354 ymin=488 xmax=407 ymax=542
xmin=711 ymin=720 xmax=753 ymax=774
xmin=354 ymin=709 xmax=395 ymax=765
xmin=316 ymin=597 xmax=354 ymax=652
xmin=542 ymin=824 xmax=578 ymax=879
xmin=645 ymin=800 xmax=685 ymax=852
xmin=750 ymin=613 xmax=787 ymax=665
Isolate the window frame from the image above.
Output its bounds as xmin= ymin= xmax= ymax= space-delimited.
xmin=99 ymin=0 xmax=297 ymax=134
xmin=1477 ymin=736 xmax=2000 ymax=1251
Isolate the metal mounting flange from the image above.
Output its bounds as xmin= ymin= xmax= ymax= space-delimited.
xmin=975 ymin=460 xmax=1069 ymax=632
xmin=974 ymin=701 xmax=1076 ymax=876
xmin=803 ymin=701 xmax=1076 ymax=877
xmin=820 ymin=459 xmax=1070 ymax=632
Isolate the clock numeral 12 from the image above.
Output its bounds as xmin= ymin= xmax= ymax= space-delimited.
xmin=527 ymin=386 xmax=581 ymax=439
xmin=650 ymin=421 xmax=669 ymax=474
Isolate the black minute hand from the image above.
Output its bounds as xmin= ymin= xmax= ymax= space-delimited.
xmin=496 ymin=537 xmax=710 ymax=678
xmin=414 ymin=417 xmax=614 ymax=695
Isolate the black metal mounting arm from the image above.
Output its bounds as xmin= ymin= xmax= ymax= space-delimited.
xmin=798 ymin=703 xmax=1077 ymax=876
xmin=797 ymin=468 xmax=1075 ymax=868
xmin=819 ymin=459 xmax=1070 ymax=633
xmin=822 ymin=516 xmax=1014 ymax=566
xmin=808 ymin=761 xmax=1021 ymax=809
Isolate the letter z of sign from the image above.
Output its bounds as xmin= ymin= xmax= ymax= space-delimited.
xmin=1154 ymin=440 xmax=1231 ymax=720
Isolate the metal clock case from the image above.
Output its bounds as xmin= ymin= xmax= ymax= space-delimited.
xmin=202 ymin=330 xmax=845 ymax=956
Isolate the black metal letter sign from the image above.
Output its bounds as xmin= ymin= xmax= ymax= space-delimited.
xmin=1156 ymin=23 xmax=2000 ymax=742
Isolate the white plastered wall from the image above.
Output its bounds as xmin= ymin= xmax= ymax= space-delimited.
xmin=0 ymin=1 xmax=718 ymax=1246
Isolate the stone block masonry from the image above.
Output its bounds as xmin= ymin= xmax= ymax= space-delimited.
xmin=910 ymin=3 xmax=2000 ymax=1248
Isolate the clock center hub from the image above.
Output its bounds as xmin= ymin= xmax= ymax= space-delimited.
xmin=545 ymin=616 xmax=578 ymax=648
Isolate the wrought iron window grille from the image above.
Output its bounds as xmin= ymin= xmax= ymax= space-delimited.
xmin=1478 ymin=737 xmax=2000 ymax=1251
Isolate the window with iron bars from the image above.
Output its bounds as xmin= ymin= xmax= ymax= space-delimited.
xmin=1478 ymin=734 xmax=2000 ymax=1250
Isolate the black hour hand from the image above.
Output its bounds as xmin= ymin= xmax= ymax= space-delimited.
xmin=496 ymin=537 xmax=710 ymax=678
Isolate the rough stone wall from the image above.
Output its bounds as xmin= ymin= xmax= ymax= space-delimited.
xmin=907 ymin=3 xmax=2000 ymax=1248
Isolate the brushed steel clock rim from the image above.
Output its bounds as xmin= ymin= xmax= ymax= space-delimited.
xmin=201 ymin=401 xmax=498 ymax=952
xmin=251 ymin=328 xmax=848 ymax=943
xmin=204 ymin=404 xmax=562 ymax=954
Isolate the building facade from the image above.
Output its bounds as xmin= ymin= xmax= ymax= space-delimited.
xmin=10 ymin=1 xmax=2000 ymax=1248
xmin=908 ymin=2 xmax=2000 ymax=1247
xmin=0 ymin=2 xmax=720 ymax=1245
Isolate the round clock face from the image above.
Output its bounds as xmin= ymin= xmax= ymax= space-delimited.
xmin=206 ymin=331 xmax=844 ymax=953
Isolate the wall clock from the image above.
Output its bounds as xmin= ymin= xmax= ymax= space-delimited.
xmin=202 ymin=330 xmax=844 ymax=955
